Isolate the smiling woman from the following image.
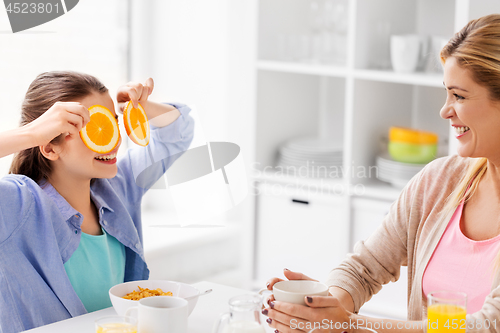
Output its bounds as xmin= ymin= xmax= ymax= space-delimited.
xmin=262 ymin=14 xmax=500 ymax=333
xmin=441 ymin=57 xmax=500 ymax=160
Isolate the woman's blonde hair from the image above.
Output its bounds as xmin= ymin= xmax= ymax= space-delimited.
xmin=440 ymin=14 xmax=500 ymax=274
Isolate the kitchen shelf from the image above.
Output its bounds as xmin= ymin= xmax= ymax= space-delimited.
xmin=353 ymin=69 xmax=443 ymax=87
xmin=257 ymin=60 xmax=348 ymax=78
xmin=257 ymin=61 xmax=444 ymax=87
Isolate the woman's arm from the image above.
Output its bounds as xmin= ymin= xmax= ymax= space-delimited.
xmin=350 ymin=313 xmax=424 ymax=333
xmin=329 ymin=286 xmax=355 ymax=313
xmin=264 ymin=297 xmax=425 ymax=333
xmin=325 ymin=167 xmax=423 ymax=314
xmin=464 ymin=285 xmax=500 ymax=333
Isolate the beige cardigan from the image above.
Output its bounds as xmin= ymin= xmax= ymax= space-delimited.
xmin=326 ymin=155 xmax=500 ymax=332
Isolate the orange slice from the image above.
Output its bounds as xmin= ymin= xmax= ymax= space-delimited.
xmin=80 ymin=105 xmax=120 ymax=154
xmin=123 ymin=101 xmax=150 ymax=147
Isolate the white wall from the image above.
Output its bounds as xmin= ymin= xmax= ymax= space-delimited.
xmin=130 ymin=0 xmax=230 ymax=143
xmin=130 ymin=0 xmax=258 ymax=287
xmin=0 ymin=0 xmax=128 ymax=175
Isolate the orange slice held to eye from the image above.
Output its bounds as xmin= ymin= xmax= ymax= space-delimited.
xmin=80 ymin=105 xmax=120 ymax=154
xmin=123 ymin=101 xmax=150 ymax=147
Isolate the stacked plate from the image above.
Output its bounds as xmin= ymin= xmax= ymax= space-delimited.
xmin=276 ymin=137 xmax=343 ymax=178
xmin=376 ymin=152 xmax=426 ymax=188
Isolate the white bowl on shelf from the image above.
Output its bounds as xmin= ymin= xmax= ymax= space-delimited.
xmin=109 ymin=280 xmax=200 ymax=317
xmin=376 ymin=153 xmax=427 ymax=188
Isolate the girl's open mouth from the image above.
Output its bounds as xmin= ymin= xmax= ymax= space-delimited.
xmin=94 ymin=152 xmax=117 ymax=164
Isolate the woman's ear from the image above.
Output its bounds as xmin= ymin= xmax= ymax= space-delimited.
xmin=39 ymin=143 xmax=62 ymax=161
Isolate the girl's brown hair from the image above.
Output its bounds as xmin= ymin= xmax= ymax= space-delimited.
xmin=9 ymin=71 xmax=108 ymax=182
xmin=440 ymin=14 xmax=500 ymax=274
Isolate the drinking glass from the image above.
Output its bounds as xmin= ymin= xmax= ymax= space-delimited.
xmin=213 ymin=294 xmax=266 ymax=333
xmin=95 ymin=316 xmax=137 ymax=333
xmin=427 ymin=291 xmax=467 ymax=332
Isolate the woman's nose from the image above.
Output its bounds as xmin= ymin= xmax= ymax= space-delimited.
xmin=440 ymin=99 xmax=454 ymax=120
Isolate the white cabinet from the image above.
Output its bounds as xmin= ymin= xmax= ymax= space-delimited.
xmin=352 ymin=197 xmax=407 ymax=320
xmin=255 ymin=183 xmax=349 ymax=284
xmin=351 ymin=197 xmax=392 ymax=248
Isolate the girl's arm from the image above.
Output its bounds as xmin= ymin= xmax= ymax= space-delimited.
xmin=110 ymin=78 xmax=194 ymax=204
xmin=0 ymin=102 xmax=89 ymax=159
xmin=143 ymin=101 xmax=180 ymax=128
xmin=0 ymin=126 xmax=36 ymax=159
xmin=116 ymin=78 xmax=181 ymax=127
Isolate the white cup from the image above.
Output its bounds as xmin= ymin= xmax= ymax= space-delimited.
xmin=390 ymin=34 xmax=421 ymax=73
xmin=125 ymin=296 xmax=188 ymax=333
xmin=260 ymin=280 xmax=329 ymax=306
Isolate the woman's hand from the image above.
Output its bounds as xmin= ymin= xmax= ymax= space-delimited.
xmin=116 ymin=78 xmax=154 ymax=113
xmin=262 ymin=296 xmax=353 ymax=333
xmin=266 ymin=269 xmax=318 ymax=290
xmin=27 ymin=101 xmax=90 ymax=147
xmin=265 ymin=269 xmax=318 ymax=306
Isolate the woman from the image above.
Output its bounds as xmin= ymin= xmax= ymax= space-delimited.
xmin=0 ymin=71 xmax=194 ymax=332
xmin=263 ymin=14 xmax=500 ymax=333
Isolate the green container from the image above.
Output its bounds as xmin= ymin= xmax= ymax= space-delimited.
xmin=388 ymin=141 xmax=437 ymax=164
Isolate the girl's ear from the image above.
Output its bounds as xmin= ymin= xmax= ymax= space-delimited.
xmin=39 ymin=143 xmax=62 ymax=161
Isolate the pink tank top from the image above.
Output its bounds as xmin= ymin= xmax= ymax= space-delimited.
xmin=422 ymin=201 xmax=500 ymax=313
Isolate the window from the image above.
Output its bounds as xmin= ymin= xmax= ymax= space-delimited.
xmin=0 ymin=0 xmax=129 ymax=175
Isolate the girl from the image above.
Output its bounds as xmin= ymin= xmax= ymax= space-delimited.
xmin=0 ymin=71 xmax=194 ymax=333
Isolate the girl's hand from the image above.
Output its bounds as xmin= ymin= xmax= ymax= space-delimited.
xmin=116 ymin=78 xmax=154 ymax=113
xmin=263 ymin=296 xmax=353 ymax=333
xmin=27 ymin=101 xmax=90 ymax=147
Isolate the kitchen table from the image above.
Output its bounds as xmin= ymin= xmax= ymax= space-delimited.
xmin=23 ymin=281 xmax=274 ymax=333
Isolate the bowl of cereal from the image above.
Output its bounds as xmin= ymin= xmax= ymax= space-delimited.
xmin=109 ymin=280 xmax=200 ymax=316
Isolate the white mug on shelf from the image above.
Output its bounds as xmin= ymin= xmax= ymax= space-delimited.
xmin=125 ymin=296 xmax=188 ymax=333
xmin=390 ymin=34 xmax=421 ymax=73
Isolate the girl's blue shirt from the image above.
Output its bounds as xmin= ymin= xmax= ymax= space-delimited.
xmin=0 ymin=103 xmax=194 ymax=333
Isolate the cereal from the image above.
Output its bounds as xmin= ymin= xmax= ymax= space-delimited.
xmin=122 ymin=286 xmax=173 ymax=300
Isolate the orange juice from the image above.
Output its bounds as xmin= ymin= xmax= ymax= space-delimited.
xmin=427 ymin=304 xmax=466 ymax=332
xmin=96 ymin=322 xmax=137 ymax=333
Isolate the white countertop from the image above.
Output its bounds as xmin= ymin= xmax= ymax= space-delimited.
xmin=141 ymin=210 xmax=242 ymax=255
xmin=22 ymin=281 xmax=274 ymax=333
